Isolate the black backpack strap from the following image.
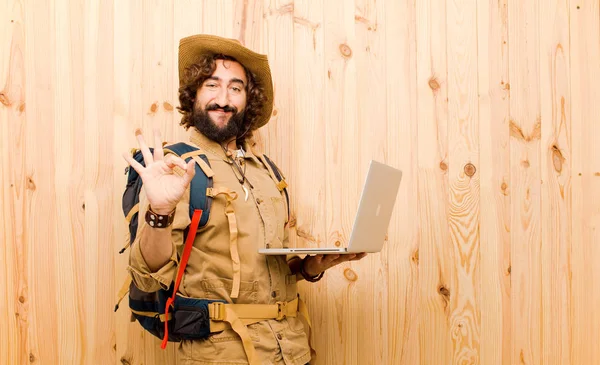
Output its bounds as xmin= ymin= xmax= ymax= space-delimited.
xmin=163 ymin=142 xmax=213 ymax=228
xmin=259 ymin=154 xmax=290 ymax=220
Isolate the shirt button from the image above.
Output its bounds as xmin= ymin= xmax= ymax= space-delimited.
xmin=271 ymin=291 xmax=277 ymax=298
xmin=277 ymin=333 xmax=283 ymax=340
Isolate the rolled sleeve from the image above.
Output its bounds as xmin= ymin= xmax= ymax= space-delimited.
xmin=127 ymin=222 xmax=179 ymax=292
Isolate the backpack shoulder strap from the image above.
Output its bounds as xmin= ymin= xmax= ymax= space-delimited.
xmin=163 ymin=142 xmax=213 ymax=228
xmin=258 ymin=154 xmax=290 ymax=220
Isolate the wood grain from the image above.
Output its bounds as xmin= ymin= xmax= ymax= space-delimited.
xmin=539 ymin=0 xmax=572 ymax=364
xmin=570 ymin=0 xmax=600 ymax=363
xmin=508 ymin=0 xmax=543 ymax=363
xmin=0 ymin=1 xmax=599 ymax=364
xmin=446 ymin=0 xmax=481 ymax=363
xmin=384 ymin=0 xmax=420 ymax=363
xmin=477 ymin=0 xmax=511 ymax=364
xmin=416 ymin=0 xmax=453 ymax=363
xmin=1 ymin=1 xmax=27 ymax=364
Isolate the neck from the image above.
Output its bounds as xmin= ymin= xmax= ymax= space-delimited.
xmin=222 ymin=137 xmax=238 ymax=153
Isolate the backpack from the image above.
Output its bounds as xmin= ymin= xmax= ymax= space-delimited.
xmin=114 ymin=141 xmax=289 ymax=349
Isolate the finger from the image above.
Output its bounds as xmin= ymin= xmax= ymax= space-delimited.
xmin=164 ymin=154 xmax=187 ymax=170
xmin=322 ymin=254 xmax=340 ymax=264
xmin=135 ymin=128 xmax=154 ymax=165
xmin=153 ymin=128 xmax=164 ymax=161
xmin=122 ymin=152 xmax=145 ymax=174
xmin=330 ymin=254 xmax=354 ymax=266
xmin=181 ymin=160 xmax=196 ymax=187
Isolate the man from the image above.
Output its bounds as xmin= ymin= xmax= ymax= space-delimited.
xmin=123 ymin=34 xmax=366 ymax=365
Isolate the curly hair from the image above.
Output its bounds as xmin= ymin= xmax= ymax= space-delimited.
xmin=177 ymin=54 xmax=267 ymax=140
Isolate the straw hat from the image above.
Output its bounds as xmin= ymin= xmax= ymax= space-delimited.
xmin=178 ymin=34 xmax=274 ymax=129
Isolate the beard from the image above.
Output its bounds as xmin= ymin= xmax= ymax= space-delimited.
xmin=191 ymin=103 xmax=246 ymax=143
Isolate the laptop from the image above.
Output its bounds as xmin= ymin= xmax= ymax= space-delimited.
xmin=258 ymin=160 xmax=403 ymax=255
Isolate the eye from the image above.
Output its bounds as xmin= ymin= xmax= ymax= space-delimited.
xmin=205 ymin=83 xmax=217 ymax=88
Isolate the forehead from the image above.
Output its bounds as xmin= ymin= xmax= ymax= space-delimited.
xmin=211 ymin=59 xmax=247 ymax=83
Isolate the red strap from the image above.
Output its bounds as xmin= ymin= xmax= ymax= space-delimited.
xmin=161 ymin=209 xmax=203 ymax=349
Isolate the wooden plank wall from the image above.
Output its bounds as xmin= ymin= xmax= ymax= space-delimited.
xmin=1 ymin=0 xmax=599 ymax=364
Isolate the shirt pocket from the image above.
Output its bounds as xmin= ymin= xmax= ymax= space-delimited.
xmin=270 ymin=196 xmax=286 ymax=246
xmin=200 ymin=278 xmax=259 ymax=304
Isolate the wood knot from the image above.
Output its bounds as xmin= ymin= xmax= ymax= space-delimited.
xmin=18 ymin=103 xmax=26 ymax=113
xmin=149 ymin=102 xmax=158 ymax=114
xmin=343 ymin=268 xmax=358 ymax=282
xmin=288 ymin=215 xmax=296 ymax=227
xmin=272 ymin=109 xmax=278 ymax=116
xmin=0 ymin=92 xmax=11 ymax=107
xmin=29 ymin=353 xmax=36 ymax=362
xmin=464 ymin=163 xmax=476 ymax=177
xmin=411 ymin=249 xmax=419 ymax=265
xmin=439 ymin=161 xmax=448 ymax=171
xmin=438 ymin=285 xmax=450 ymax=298
xmin=507 ymin=265 xmax=511 ymax=275
xmin=26 ymin=177 xmax=36 ymax=191
xmin=521 ymin=159 xmax=530 ymax=168
xmin=501 ymin=182 xmax=508 ymax=195
xmin=428 ymin=77 xmax=440 ymax=91
xmin=163 ymin=102 xmax=174 ymax=111
xmin=551 ymin=145 xmax=564 ymax=173
xmin=334 ymin=240 xmax=341 ymax=247
xmin=19 ymin=296 xmax=25 ymax=303
xmin=339 ymin=43 xmax=352 ymax=58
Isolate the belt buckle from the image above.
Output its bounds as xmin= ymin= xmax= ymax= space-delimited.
xmin=209 ymin=302 xmax=226 ymax=321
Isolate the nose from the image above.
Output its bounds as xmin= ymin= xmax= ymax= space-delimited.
xmin=215 ymin=87 xmax=229 ymax=107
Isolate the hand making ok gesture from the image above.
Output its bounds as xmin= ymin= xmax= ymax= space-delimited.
xmin=122 ymin=129 xmax=196 ymax=215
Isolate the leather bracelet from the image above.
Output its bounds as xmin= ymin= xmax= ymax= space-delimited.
xmin=299 ymin=256 xmax=324 ymax=282
xmin=145 ymin=205 xmax=175 ymax=228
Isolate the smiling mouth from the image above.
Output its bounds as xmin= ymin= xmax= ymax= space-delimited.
xmin=209 ymin=110 xmax=232 ymax=117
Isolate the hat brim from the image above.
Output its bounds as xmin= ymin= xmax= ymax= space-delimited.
xmin=178 ymin=34 xmax=274 ymax=129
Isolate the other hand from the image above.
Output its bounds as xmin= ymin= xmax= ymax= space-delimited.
xmin=303 ymin=253 xmax=367 ymax=277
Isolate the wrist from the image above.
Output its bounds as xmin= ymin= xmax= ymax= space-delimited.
xmin=300 ymin=256 xmax=324 ymax=282
xmin=151 ymin=205 xmax=176 ymax=215
xmin=145 ymin=205 xmax=176 ymax=228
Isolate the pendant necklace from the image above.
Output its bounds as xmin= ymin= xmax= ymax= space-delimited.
xmin=223 ymin=144 xmax=253 ymax=201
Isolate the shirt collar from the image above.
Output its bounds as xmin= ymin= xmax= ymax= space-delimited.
xmin=188 ymin=127 xmax=263 ymax=164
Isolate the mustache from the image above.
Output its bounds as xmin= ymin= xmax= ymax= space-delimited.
xmin=205 ymin=103 xmax=237 ymax=113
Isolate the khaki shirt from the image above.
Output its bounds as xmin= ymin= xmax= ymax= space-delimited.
xmin=128 ymin=128 xmax=311 ymax=365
